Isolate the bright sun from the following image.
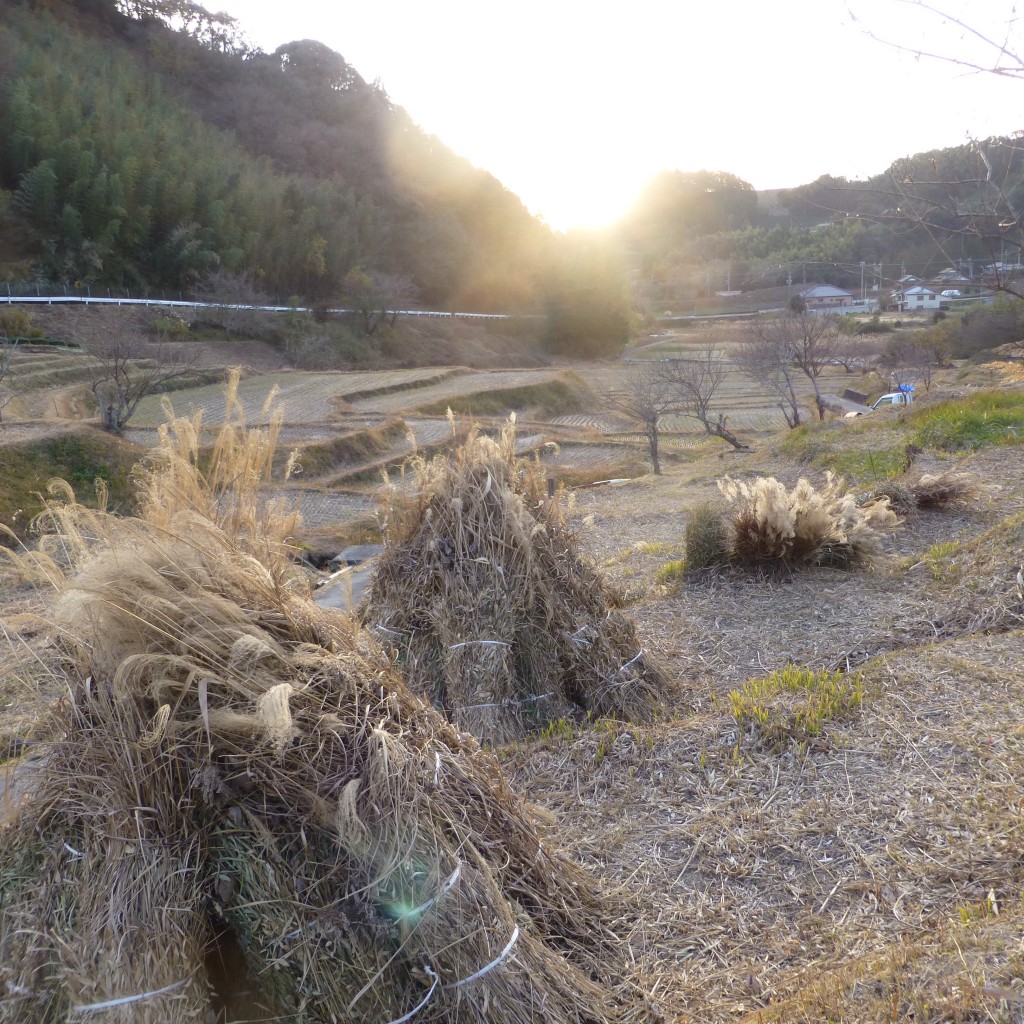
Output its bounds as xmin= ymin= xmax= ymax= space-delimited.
xmin=218 ymin=0 xmax=1024 ymax=233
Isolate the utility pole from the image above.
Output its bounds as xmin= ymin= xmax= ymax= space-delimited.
xmin=860 ymin=261 xmax=866 ymax=300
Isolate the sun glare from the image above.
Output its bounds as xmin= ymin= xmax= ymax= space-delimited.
xmin=220 ymin=0 xmax=1024 ymax=232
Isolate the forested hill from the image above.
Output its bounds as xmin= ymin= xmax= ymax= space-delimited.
xmin=0 ymin=0 xmax=586 ymax=320
xmin=619 ymin=141 xmax=1024 ymax=300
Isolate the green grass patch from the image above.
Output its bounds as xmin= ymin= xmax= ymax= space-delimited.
xmin=824 ymin=447 xmax=906 ymax=483
xmin=908 ymin=390 xmax=1024 ymax=452
xmin=779 ymin=423 xmax=906 ymax=483
xmin=0 ymin=431 xmax=139 ymax=541
xmin=729 ymin=665 xmax=864 ymax=749
xmin=920 ymin=539 xmax=962 ymax=581
xmin=656 ymin=559 xmax=687 ymax=583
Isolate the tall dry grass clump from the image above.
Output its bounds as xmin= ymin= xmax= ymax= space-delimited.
xmin=363 ymin=420 xmax=674 ymax=744
xmin=0 ymin=386 xmax=644 ymax=1024
xmin=683 ymin=501 xmax=728 ymax=572
xmin=718 ymin=472 xmax=899 ymax=567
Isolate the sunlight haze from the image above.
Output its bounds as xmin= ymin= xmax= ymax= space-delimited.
xmin=219 ymin=0 xmax=1021 ymax=230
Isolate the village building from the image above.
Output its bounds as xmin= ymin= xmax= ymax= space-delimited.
xmin=799 ymin=284 xmax=854 ymax=309
xmin=893 ymin=285 xmax=941 ymax=311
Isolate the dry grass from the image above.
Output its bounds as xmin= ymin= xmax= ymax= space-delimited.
xmin=719 ymin=473 xmax=900 ymax=568
xmin=909 ymin=469 xmax=979 ymax=509
xmin=683 ymin=501 xmax=728 ymax=572
xmin=501 ymin=630 xmax=1024 ymax=1023
xmin=0 ymin=378 xmax=648 ymax=1024
xmin=3 ymin=353 xmax=1024 ymax=1023
xmin=363 ymin=420 xmax=676 ymax=745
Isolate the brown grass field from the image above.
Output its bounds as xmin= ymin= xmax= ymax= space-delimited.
xmin=2 ymin=317 xmax=1024 ymax=1021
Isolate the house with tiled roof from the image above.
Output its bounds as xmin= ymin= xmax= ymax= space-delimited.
xmin=799 ymin=284 xmax=854 ymax=310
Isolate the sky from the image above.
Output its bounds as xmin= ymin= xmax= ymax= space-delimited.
xmin=215 ymin=0 xmax=1023 ymax=231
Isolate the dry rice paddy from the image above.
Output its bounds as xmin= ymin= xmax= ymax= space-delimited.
xmin=4 ymin=324 xmax=1024 ymax=1022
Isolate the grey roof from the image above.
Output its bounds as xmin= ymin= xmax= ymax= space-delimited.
xmin=800 ymin=284 xmax=853 ymax=298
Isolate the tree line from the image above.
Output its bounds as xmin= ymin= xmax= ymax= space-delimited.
xmin=0 ymin=0 xmax=630 ymax=357
xmin=619 ymin=139 xmax=1024 ymax=308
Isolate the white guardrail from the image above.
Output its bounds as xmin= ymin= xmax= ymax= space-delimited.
xmin=0 ymin=294 xmax=517 ymax=320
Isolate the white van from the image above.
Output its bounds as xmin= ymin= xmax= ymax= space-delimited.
xmin=870 ymin=391 xmax=914 ymax=410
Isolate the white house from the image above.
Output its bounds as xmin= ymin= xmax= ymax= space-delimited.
xmin=893 ymin=285 xmax=940 ymax=312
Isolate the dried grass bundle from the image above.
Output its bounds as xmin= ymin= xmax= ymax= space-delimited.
xmin=871 ymin=480 xmax=918 ymax=515
xmin=719 ymin=472 xmax=900 ymax=568
xmin=0 ymin=401 xmax=642 ymax=1024
xmin=363 ymin=421 xmax=675 ymax=744
xmin=908 ymin=470 xmax=978 ymax=509
xmin=872 ymin=469 xmax=977 ymax=515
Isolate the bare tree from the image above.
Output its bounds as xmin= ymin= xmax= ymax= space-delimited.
xmin=848 ymin=4 xmax=1024 ymax=298
xmin=85 ymin=335 xmax=197 ymax=434
xmin=879 ymin=332 xmax=949 ymax=392
xmin=607 ymin=363 xmax=678 ymax=474
xmin=199 ymin=270 xmax=273 ymax=338
xmin=608 ymin=347 xmax=750 ymax=472
xmin=788 ymin=313 xmax=841 ymax=420
xmin=739 ymin=313 xmax=839 ymax=422
xmin=657 ymin=345 xmax=750 ymax=450
xmin=342 ymin=269 xmax=420 ymax=335
xmin=834 ymin=333 xmax=881 ymax=374
xmin=0 ymin=335 xmax=17 ymax=423
xmin=738 ymin=318 xmax=805 ymax=428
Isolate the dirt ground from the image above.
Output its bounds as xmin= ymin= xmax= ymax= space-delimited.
xmin=3 ymin=323 xmax=1024 ymax=1021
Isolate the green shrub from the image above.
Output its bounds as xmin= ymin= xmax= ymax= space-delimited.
xmin=0 ymin=308 xmax=44 ymax=338
xmin=857 ymin=315 xmax=890 ymax=335
xmin=947 ymin=296 xmax=1024 ymax=358
xmin=718 ymin=473 xmax=899 ymax=567
xmin=729 ymin=665 xmax=864 ymax=748
xmin=683 ymin=501 xmax=727 ymax=570
xmin=151 ymin=315 xmax=191 ymax=337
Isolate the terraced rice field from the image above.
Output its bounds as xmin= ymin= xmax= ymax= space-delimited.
xmin=347 ymin=368 xmax=566 ymax=413
xmin=270 ymin=487 xmax=376 ymax=528
xmin=8 ymin=350 xmax=94 ymax=391
xmin=130 ymin=367 xmax=464 ymax=427
xmin=548 ymin=413 xmax=625 ymax=432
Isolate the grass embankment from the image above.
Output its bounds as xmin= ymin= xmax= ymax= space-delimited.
xmin=416 ymin=372 xmax=594 ymax=418
xmin=271 ymin=418 xmax=408 ymax=479
xmin=779 ymin=389 xmax=1024 ymax=484
xmin=0 ymin=431 xmax=139 ymax=541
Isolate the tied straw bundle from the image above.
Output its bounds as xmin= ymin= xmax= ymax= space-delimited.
xmin=365 ymin=419 xmax=675 ymax=745
xmin=0 ymin=376 xmax=651 ymax=1024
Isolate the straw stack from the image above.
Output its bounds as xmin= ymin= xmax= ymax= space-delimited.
xmin=364 ymin=421 xmax=675 ymax=744
xmin=0 ymin=381 xmax=647 ymax=1024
